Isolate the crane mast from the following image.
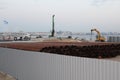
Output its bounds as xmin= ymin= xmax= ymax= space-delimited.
xmin=51 ymin=15 xmax=55 ymax=37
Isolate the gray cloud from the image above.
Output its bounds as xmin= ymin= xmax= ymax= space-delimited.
xmin=0 ymin=6 xmax=8 ymax=10
xmin=91 ymin=0 xmax=109 ymax=6
xmin=0 ymin=7 xmax=3 ymax=9
xmin=0 ymin=7 xmax=7 ymax=10
xmin=0 ymin=2 xmax=8 ymax=10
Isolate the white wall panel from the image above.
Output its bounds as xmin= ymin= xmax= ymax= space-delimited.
xmin=0 ymin=48 xmax=120 ymax=80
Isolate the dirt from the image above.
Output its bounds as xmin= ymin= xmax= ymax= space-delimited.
xmin=0 ymin=71 xmax=16 ymax=80
xmin=0 ymin=42 xmax=119 ymax=52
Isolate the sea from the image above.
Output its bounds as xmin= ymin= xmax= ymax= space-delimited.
xmin=0 ymin=32 xmax=120 ymax=42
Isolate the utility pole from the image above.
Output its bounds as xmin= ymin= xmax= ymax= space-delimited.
xmin=51 ymin=15 xmax=55 ymax=37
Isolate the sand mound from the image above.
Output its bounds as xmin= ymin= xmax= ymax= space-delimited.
xmin=0 ymin=71 xmax=16 ymax=80
xmin=43 ymin=38 xmax=82 ymax=42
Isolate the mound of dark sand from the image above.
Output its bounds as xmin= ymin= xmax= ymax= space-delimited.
xmin=40 ymin=44 xmax=120 ymax=58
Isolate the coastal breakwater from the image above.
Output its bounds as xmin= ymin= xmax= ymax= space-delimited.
xmin=0 ymin=48 xmax=120 ymax=80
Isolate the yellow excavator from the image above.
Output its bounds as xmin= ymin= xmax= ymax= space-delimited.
xmin=91 ymin=29 xmax=106 ymax=42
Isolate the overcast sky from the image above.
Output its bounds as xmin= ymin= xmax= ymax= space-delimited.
xmin=0 ymin=0 xmax=120 ymax=32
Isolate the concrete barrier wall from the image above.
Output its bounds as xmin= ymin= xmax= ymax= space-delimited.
xmin=0 ymin=48 xmax=120 ymax=80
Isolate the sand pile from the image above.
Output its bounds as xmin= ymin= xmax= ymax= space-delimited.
xmin=43 ymin=38 xmax=82 ymax=42
xmin=40 ymin=44 xmax=120 ymax=58
xmin=0 ymin=71 xmax=16 ymax=80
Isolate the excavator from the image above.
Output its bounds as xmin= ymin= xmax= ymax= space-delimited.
xmin=91 ymin=28 xmax=106 ymax=42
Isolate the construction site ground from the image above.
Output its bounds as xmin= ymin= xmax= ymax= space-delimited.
xmin=0 ymin=40 xmax=120 ymax=62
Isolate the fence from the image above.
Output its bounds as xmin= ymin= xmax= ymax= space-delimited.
xmin=0 ymin=48 xmax=120 ymax=80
